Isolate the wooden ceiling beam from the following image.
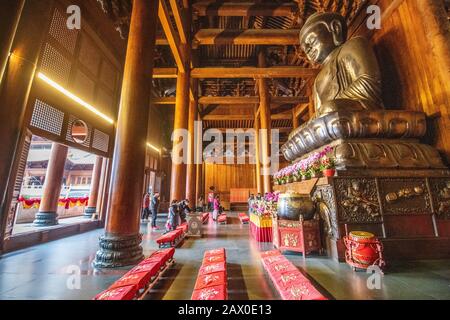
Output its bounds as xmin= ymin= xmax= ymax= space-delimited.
xmin=202 ymin=114 xmax=292 ymax=121
xmin=194 ymin=29 xmax=301 ymax=45
xmin=169 ymin=0 xmax=188 ymax=44
xmin=190 ymin=66 xmax=318 ymax=78
xmin=158 ymin=0 xmax=185 ymax=72
xmin=153 ymin=96 xmax=308 ymax=105
xmin=153 ymin=67 xmax=178 ymax=78
xmin=193 ymin=2 xmax=298 ymax=17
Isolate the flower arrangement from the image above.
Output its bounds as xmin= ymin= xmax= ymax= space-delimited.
xmin=274 ymin=146 xmax=336 ymax=184
xmin=251 ymin=192 xmax=280 ymax=218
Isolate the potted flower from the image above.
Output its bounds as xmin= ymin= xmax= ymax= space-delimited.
xmin=321 ymin=147 xmax=336 ymax=177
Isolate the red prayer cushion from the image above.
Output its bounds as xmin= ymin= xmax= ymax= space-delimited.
xmin=151 ymin=248 xmax=175 ymax=262
xmin=194 ymin=271 xmax=226 ymax=290
xmin=109 ymin=271 xmax=153 ymax=291
xmin=191 ymin=284 xmax=227 ymax=300
xmin=279 ymin=281 xmax=327 ymax=300
xmin=261 ymin=250 xmax=282 ymax=258
xmin=94 ymin=285 xmax=138 ymax=300
xmin=140 ymin=256 xmax=164 ymax=270
xmin=128 ymin=262 xmax=160 ymax=276
xmin=203 ymin=254 xmax=225 ymax=264
xmin=204 ymin=248 xmax=226 ymax=258
xmin=266 ymin=260 xmax=298 ymax=275
xmin=199 ymin=262 xmax=227 ymax=275
xmin=218 ymin=215 xmax=227 ymax=223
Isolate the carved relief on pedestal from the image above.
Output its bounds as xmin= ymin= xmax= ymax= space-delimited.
xmin=334 ymin=178 xmax=381 ymax=223
xmin=282 ymin=232 xmax=299 ymax=247
xmin=429 ymin=179 xmax=450 ymax=219
xmin=379 ymin=179 xmax=431 ymax=215
xmin=313 ymin=185 xmax=339 ymax=239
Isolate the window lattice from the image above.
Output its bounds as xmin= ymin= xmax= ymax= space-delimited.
xmin=92 ymin=129 xmax=109 ymax=153
xmin=66 ymin=115 xmax=92 ymax=148
xmin=40 ymin=43 xmax=71 ymax=85
xmin=30 ymin=100 xmax=64 ymax=136
xmin=49 ymin=8 xmax=79 ymax=54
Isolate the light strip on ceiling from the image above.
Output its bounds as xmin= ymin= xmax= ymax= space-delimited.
xmin=147 ymin=142 xmax=161 ymax=154
xmin=37 ymin=72 xmax=114 ymax=124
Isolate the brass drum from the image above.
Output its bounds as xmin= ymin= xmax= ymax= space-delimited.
xmin=277 ymin=193 xmax=315 ymax=221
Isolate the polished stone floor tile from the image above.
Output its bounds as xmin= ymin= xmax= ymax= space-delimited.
xmin=0 ymin=212 xmax=449 ymax=300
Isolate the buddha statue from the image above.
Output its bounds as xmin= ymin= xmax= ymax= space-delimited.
xmin=280 ymin=12 xmax=445 ymax=169
xmin=299 ymin=12 xmax=384 ymax=118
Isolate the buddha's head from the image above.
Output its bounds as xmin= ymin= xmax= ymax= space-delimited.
xmin=300 ymin=12 xmax=348 ymax=64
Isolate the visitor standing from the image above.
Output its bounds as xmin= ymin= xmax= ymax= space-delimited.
xmin=213 ymin=195 xmax=220 ymax=221
xmin=150 ymin=192 xmax=160 ymax=230
xmin=141 ymin=193 xmax=150 ymax=222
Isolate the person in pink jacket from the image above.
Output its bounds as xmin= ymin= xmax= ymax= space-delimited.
xmin=213 ymin=195 xmax=220 ymax=221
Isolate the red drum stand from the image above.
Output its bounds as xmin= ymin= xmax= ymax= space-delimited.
xmin=344 ymin=229 xmax=386 ymax=272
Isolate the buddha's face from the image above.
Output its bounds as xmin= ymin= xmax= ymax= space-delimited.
xmin=300 ymin=23 xmax=340 ymax=65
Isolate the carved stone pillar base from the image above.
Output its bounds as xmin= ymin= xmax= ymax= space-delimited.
xmin=33 ymin=212 xmax=58 ymax=227
xmin=93 ymin=233 xmax=144 ymax=269
xmin=83 ymin=207 xmax=97 ymax=218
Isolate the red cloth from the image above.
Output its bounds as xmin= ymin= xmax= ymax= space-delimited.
xmin=151 ymin=248 xmax=175 ymax=262
xmin=250 ymin=222 xmax=273 ymax=242
xmin=194 ymin=271 xmax=226 ymax=290
xmin=261 ymin=250 xmax=282 ymax=258
xmin=94 ymin=285 xmax=138 ymax=300
xmin=199 ymin=262 xmax=227 ymax=275
xmin=109 ymin=272 xmax=153 ymax=291
xmin=191 ymin=284 xmax=227 ymax=300
xmin=127 ymin=262 xmax=160 ymax=276
xmin=279 ymin=282 xmax=327 ymax=300
xmin=139 ymin=256 xmax=164 ymax=270
xmin=204 ymin=248 xmax=226 ymax=259
xmin=203 ymin=254 xmax=225 ymax=264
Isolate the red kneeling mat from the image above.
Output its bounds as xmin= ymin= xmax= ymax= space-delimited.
xmin=204 ymin=248 xmax=226 ymax=259
xmin=194 ymin=271 xmax=227 ymax=290
xmin=191 ymin=284 xmax=227 ymax=300
xmin=199 ymin=261 xmax=227 ymax=275
xmin=109 ymin=271 xmax=153 ymax=291
xmin=94 ymin=285 xmax=138 ymax=300
xmin=203 ymin=254 xmax=225 ymax=264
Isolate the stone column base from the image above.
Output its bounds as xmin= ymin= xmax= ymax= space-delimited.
xmin=83 ymin=207 xmax=97 ymax=218
xmin=33 ymin=212 xmax=58 ymax=227
xmin=93 ymin=233 xmax=144 ymax=268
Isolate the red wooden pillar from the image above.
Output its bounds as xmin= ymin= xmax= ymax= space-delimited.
xmin=84 ymin=156 xmax=103 ymax=218
xmin=94 ymin=0 xmax=158 ymax=268
xmin=0 ymin=0 xmax=24 ymax=85
xmin=254 ymin=114 xmax=262 ymax=194
xmin=185 ymin=99 xmax=197 ymax=205
xmin=0 ymin=0 xmax=54 ymax=251
xmin=258 ymin=50 xmax=272 ymax=194
xmin=170 ymin=70 xmax=190 ymax=202
xmin=34 ymin=143 xmax=68 ymax=226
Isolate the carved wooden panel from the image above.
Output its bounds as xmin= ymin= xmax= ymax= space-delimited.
xmin=429 ymin=178 xmax=450 ymax=219
xmin=334 ymin=178 xmax=382 ymax=223
xmin=379 ymin=178 xmax=431 ymax=215
xmin=313 ymin=185 xmax=339 ymax=239
xmin=78 ymin=34 xmax=102 ymax=76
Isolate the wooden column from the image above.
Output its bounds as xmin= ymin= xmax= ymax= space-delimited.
xmin=195 ymin=113 xmax=203 ymax=207
xmin=258 ymin=50 xmax=272 ymax=194
xmin=84 ymin=156 xmax=103 ymax=218
xmin=0 ymin=0 xmax=54 ymax=251
xmin=34 ymin=143 xmax=68 ymax=226
xmin=254 ymin=114 xmax=262 ymax=194
xmin=185 ymin=99 xmax=197 ymax=205
xmin=94 ymin=0 xmax=158 ymax=268
xmin=0 ymin=0 xmax=24 ymax=85
xmin=292 ymin=109 xmax=299 ymax=129
xmin=170 ymin=70 xmax=190 ymax=202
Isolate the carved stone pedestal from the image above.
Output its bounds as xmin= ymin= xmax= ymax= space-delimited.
xmin=33 ymin=212 xmax=58 ymax=227
xmin=274 ymin=170 xmax=450 ymax=261
xmin=93 ymin=233 xmax=144 ymax=269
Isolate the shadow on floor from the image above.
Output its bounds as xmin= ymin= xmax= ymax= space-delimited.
xmin=227 ymin=263 xmax=250 ymax=300
xmin=145 ymin=262 xmax=183 ymax=300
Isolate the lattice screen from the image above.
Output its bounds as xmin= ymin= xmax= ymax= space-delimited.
xmin=30 ymin=99 xmax=65 ymax=136
xmin=40 ymin=43 xmax=71 ymax=86
xmin=92 ymin=129 xmax=110 ymax=153
xmin=65 ymin=115 xmax=92 ymax=148
xmin=48 ymin=7 xmax=79 ymax=54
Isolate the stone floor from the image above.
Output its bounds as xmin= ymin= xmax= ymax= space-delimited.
xmin=0 ymin=212 xmax=449 ymax=300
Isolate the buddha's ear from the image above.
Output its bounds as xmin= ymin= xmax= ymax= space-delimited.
xmin=330 ymin=19 xmax=344 ymax=46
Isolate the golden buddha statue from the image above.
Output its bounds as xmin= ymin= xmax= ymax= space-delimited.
xmin=299 ymin=12 xmax=384 ymax=118
xmin=281 ymin=12 xmax=445 ymax=170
